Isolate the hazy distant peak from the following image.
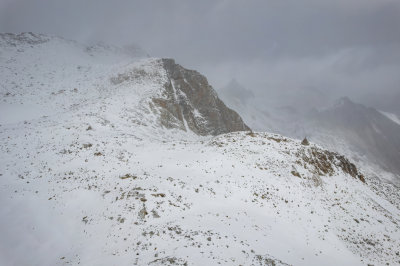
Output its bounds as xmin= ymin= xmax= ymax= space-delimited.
xmin=122 ymin=43 xmax=149 ymax=58
xmin=85 ymin=42 xmax=148 ymax=58
xmin=329 ymin=97 xmax=374 ymax=115
xmin=226 ymin=78 xmax=242 ymax=89
xmin=0 ymin=32 xmax=150 ymax=63
xmin=226 ymin=78 xmax=254 ymax=95
xmin=334 ymin=96 xmax=356 ymax=108
xmin=310 ymin=96 xmax=400 ymax=176
xmin=329 ymin=97 xmax=386 ymax=118
xmin=220 ymin=78 xmax=254 ymax=104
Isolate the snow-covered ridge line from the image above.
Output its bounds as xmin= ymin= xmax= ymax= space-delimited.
xmin=0 ymin=33 xmax=248 ymax=136
xmin=209 ymin=131 xmax=366 ymax=183
xmin=0 ymin=32 xmax=51 ymax=45
xmin=0 ymin=32 xmax=148 ymax=59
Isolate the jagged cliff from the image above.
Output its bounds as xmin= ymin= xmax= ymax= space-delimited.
xmin=152 ymin=59 xmax=250 ymax=135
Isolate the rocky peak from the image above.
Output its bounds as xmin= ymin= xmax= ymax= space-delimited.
xmin=151 ymin=59 xmax=250 ymax=135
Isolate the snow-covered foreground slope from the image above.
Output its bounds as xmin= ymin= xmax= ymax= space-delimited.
xmin=1 ymin=33 xmax=400 ymax=266
xmin=2 ymin=124 xmax=400 ymax=265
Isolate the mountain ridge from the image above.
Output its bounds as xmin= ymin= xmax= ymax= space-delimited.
xmin=218 ymin=80 xmax=400 ymax=181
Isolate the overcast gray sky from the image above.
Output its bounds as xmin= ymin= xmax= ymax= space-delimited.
xmin=1 ymin=0 xmax=400 ymax=111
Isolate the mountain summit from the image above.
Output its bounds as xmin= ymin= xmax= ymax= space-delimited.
xmin=0 ymin=33 xmax=249 ymax=136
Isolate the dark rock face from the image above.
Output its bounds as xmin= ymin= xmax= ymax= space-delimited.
xmin=298 ymin=146 xmax=365 ymax=183
xmin=152 ymin=59 xmax=250 ymax=135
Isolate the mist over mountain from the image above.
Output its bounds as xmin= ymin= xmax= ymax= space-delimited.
xmin=308 ymin=97 xmax=400 ymax=177
xmin=2 ymin=0 xmax=400 ymax=110
xmin=219 ymin=80 xmax=400 ymax=183
xmin=220 ymin=79 xmax=254 ymax=105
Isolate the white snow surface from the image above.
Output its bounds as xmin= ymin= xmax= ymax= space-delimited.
xmin=1 ymin=34 xmax=400 ymax=266
xmin=379 ymin=110 xmax=400 ymax=126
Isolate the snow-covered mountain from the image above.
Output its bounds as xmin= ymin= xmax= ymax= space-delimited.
xmin=0 ymin=32 xmax=248 ymax=136
xmin=306 ymin=97 xmax=400 ymax=178
xmin=1 ymin=33 xmax=399 ymax=266
xmin=219 ymin=80 xmax=400 ymax=183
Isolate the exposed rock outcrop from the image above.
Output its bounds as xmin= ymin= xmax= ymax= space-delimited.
xmin=301 ymin=137 xmax=310 ymax=146
xmin=152 ymin=59 xmax=250 ymax=136
xmin=298 ymin=146 xmax=365 ymax=183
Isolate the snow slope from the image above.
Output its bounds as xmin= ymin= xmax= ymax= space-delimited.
xmin=0 ymin=33 xmax=399 ymax=266
xmin=380 ymin=110 xmax=400 ymax=126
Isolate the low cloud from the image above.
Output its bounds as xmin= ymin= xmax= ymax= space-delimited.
xmin=1 ymin=0 xmax=399 ymax=111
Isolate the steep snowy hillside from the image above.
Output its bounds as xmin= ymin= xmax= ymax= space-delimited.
xmin=1 ymin=33 xmax=400 ymax=266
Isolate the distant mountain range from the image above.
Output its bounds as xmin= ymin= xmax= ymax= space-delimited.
xmin=219 ymin=80 xmax=400 ymax=181
xmin=308 ymin=97 xmax=400 ymax=177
